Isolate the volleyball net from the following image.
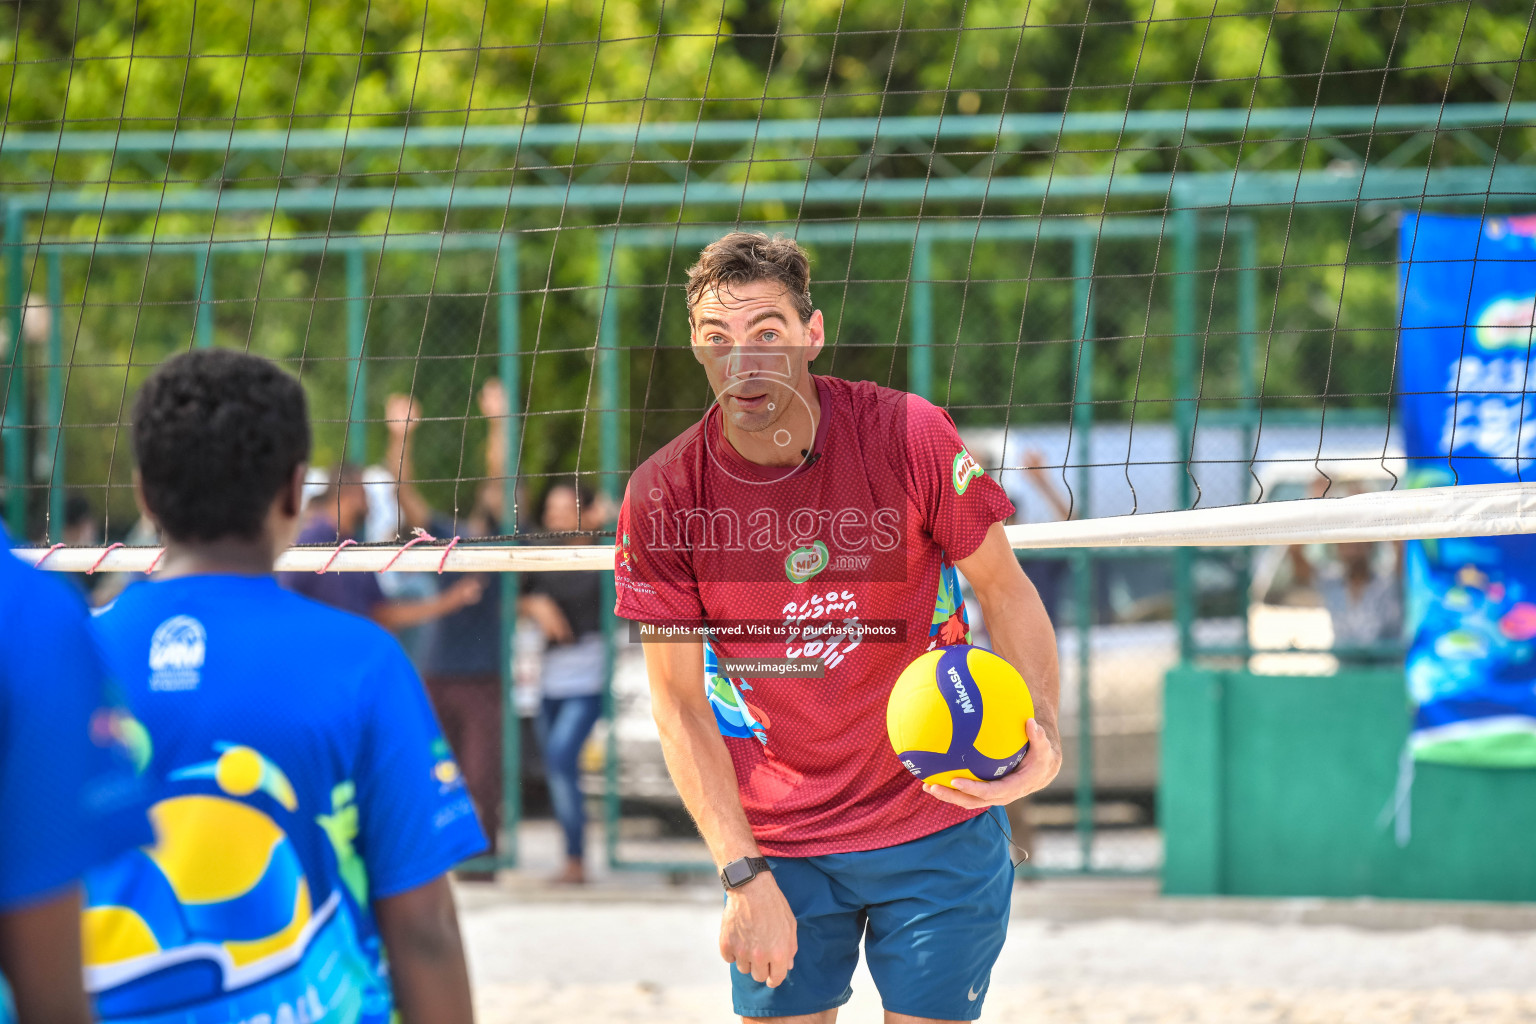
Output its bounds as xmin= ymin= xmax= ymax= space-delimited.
xmin=3 ymin=2 xmax=1535 ymax=571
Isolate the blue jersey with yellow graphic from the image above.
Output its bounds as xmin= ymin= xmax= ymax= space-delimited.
xmin=0 ymin=527 xmax=151 ymax=1024
xmin=85 ymin=575 xmax=486 ymax=1024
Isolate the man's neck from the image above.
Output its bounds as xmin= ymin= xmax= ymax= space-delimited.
xmin=720 ymin=374 xmax=822 ymax=468
xmin=154 ymin=538 xmax=278 ymax=579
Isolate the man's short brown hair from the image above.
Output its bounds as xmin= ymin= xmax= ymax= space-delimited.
xmin=685 ymin=231 xmax=813 ymax=325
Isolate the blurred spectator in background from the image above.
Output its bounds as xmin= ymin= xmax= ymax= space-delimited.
xmin=521 ymin=478 xmax=611 ymax=885
xmin=1273 ymin=481 xmax=1404 ymax=656
xmin=387 ymin=380 xmax=513 ymax=876
xmin=277 ymin=462 xmax=482 ymax=628
xmin=57 ymin=493 xmax=103 ymax=602
xmin=61 ymin=493 xmax=98 ymax=547
xmin=1286 ymin=540 xmax=1404 ymax=653
xmin=361 ymin=466 xmax=437 ymax=664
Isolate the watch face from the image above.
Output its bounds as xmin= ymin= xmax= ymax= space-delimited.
xmin=723 ymin=860 xmax=755 ymax=887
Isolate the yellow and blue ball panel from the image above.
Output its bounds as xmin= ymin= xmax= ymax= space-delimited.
xmin=887 ymin=645 xmax=1033 ymax=789
xmin=82 ymin=794 xmax=316 ymax=1015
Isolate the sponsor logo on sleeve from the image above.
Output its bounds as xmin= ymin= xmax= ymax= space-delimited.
xmin=952 ymin=449 xmax=984 ymax=495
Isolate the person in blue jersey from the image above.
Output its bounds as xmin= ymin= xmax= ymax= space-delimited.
xmin=84 ymin=349 xmax=487 ymax=1024
xmin=0 ymin=524 xmax=150 ymax=1024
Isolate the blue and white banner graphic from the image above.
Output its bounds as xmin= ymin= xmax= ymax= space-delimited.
xmin=1398 ymin=212 xmax=1536 ymax=767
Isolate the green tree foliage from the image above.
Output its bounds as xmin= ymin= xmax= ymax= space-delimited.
xmin=0 ymin=1 xmax=1531 ymax=534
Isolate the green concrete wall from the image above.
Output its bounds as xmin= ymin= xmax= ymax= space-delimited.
xmin=1161 ymin=667 xmax=1536 ymax=900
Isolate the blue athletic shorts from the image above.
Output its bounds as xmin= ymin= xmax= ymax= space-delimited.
xmin=730 ymin=807 xmax=1014 ymax=1021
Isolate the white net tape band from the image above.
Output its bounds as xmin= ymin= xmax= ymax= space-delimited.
xmin=1004 ymin=481 xmax=1536 ymax=549
xmin=13 ymin=483 xmax=1536 ymax=573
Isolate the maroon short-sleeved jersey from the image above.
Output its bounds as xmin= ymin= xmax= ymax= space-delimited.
xmin=615 ymin=375 xmax=1014 ymax=856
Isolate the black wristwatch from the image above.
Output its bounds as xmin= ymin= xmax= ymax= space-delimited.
xmin=720 ymin=856 xmax=771 ymax=890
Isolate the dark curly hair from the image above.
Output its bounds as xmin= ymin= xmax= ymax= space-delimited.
xmin=685 ymin=231 xmax=813 ymax=325
xmin=132 ymin=349 xmax=310 ymax=542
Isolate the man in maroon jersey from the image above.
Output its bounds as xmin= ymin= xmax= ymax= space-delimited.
xmin=614 ymin=232 xmax=1061 ymax=1024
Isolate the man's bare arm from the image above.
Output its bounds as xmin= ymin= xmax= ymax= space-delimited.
xmin=928 ymin=521 xmax=1064 ymax=809
xmin=370 ymin=579 xmax=483 ymax=631
xmin=641 ymin=639 xmax=796 ymax=988
xmin=0 ymin=886 xmax=93 ymax=1024
xmin=374 ymin=875 xmax=475 ymax=1024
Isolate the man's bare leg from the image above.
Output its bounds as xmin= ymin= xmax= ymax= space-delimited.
xmin=885 ymin=1014 xmax=966 ymax=1024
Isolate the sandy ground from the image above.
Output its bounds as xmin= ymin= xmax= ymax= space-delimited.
xmin=462 ymin=897 xmax=1536 ymax=1023
xmin=459 ymin=823 xmax=1536 ymax=1023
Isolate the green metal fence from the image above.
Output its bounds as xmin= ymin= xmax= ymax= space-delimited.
xmin=6 ymin=212 xmax=1400 ymax=877
xmin=12 ymin=212 xmax=1258 ymax=875
xmin=2 ymin=101 xmax=1516 ymax=875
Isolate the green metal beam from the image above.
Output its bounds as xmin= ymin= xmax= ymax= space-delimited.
xmin=14 ymin=165 xmax=1536 ymax=215
xmin=2 ymin=104 xmax=1530 ymax=154
xmin=17 ymin=215 xmax=1253 ymax=257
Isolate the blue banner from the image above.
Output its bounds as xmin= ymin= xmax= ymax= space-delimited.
xmin=1399 ymin=212 xmax=1536 ymax=767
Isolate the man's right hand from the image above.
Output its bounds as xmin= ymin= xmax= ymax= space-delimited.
xmin=719 ymin=870 xmax=797 ymax=988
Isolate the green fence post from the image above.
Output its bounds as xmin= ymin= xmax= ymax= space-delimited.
xmin=908 ymin=235 xmax=933 ymax=399
xmin=45 ymin=251 xmax=63 ymax=542
xmin=193 ymin=249 xmax=214 ymax=349
xmin=3 ymin=205 xmax=25 ymax=536
xmin=497 ymin=233 xmax=522 ymax=869
xmin=1237 ymin=223 xmax=1258 ymax=659
xmin=1237 ymin=224 xmax=1257 ymax=423
xmin=1070 ymin=232 xmax=1096 ymax=870
xmin=597 ymin=231 xmax=623 ymax=870
xmin=1172 ymin=205 xmax=1198 ymax=663
xmin=345 ymin=248 xmax=368 ymax=465
xmin=599 ymin=233 xmax=620 ymax=492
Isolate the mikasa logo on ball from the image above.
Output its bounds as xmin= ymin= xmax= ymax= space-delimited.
xmin=947 ymin=666 xmax=976 ymax=713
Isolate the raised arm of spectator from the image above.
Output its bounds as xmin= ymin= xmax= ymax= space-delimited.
xmin=474 ymin=378 xmax=509 ymax=527
xmin=372 ymin=577 xmax=485 ymax=631
xmin=385 ymin=393 xmax=434 ymax=532
xmin=1286 ymin=544 xmax=1317 ymax=588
